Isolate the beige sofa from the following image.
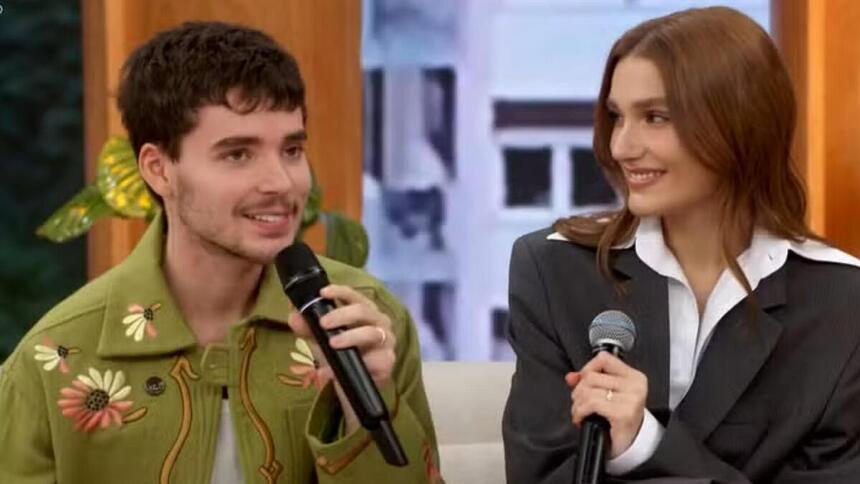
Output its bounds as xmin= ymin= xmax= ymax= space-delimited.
xmin=422 ymin=361 xmax=515 ymax=484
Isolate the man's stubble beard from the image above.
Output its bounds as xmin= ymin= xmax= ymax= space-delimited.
xmin=175 ymin=185 xmax=276 ymax=266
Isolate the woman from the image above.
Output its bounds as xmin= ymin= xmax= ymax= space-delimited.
xmin=503 ymin=6 xmax=860 ymax=484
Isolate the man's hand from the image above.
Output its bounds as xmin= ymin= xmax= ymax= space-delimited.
xmin=287 ymin=284 xmax=396 ymax=434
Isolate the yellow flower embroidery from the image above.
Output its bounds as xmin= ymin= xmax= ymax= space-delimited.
xmin=277 ymin=338 xmax=326 ymax=390
xmin=121 ymin=303 xmax=161 ymax=342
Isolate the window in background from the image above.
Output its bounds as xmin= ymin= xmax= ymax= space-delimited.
xmin=503 ymin=147 xmax=552 ymax=207
xmin=424 ymin=68 xmax=456 ymax=178
xmin=422 ymin=282 xmax=456 ymax=360
xmin=571 ymin=148 xmax=617 ymax=207
xmin=491 ymin=307 xmax=513 ymax=361
xmin=364 ymin=68 xmax=385 ymax=182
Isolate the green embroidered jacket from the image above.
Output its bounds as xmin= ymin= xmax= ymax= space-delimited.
xmin=0 ymin=216 xmax=441 ymax=483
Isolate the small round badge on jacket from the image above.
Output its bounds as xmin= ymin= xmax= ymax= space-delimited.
xmin=145 ymin=376 xmax=166 ymax=396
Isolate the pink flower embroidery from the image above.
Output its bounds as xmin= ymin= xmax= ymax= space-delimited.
xmin=33 ymin=336 xmax=80 ymax=373
xmin=277 ymin=338 xmax=327 ymax=391
xmin=57 ymin=368 xmax=133 ymax=432
xmin=121 ymin=303 xmax=161 ymax=342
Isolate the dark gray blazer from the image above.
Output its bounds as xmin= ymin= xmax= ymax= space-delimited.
xmin=503 ymin=228 xmax=860 ymax=484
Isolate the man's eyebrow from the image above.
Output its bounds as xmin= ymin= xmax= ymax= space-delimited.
xmin=211 ymin=136 xmax=261 ymax=151
xmin=283 ymin=130 xmax=308 ymax=142
xmin=210 ymin=130 xmax=308 ymax=151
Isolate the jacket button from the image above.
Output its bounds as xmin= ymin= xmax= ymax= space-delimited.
xmin=145 ymin=376 xmax=166 ymax=396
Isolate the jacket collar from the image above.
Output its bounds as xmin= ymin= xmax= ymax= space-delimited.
xmin=96 ymin=212 xmax=295 ymax=358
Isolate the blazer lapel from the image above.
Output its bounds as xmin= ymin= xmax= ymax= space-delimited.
xmin=612 ymin=249 xmax=672 ymax=418
xmin=674 ymin=267 xmax=786 ymax=441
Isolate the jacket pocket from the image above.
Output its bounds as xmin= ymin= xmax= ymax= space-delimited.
xmin=285 ymin=402 xmax=315 ymax=483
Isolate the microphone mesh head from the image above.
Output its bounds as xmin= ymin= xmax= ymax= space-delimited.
xmin=589 ymin=310 xmax=636 ymax=352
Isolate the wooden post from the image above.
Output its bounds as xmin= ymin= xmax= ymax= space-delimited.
xmin=772 ymin=0 xmax=860 ymax=255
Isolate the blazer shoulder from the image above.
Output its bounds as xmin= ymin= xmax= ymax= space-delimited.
xmin=514 ymin=227 xmax=599 ymax=264
xmin=786 ymin=251 xmax=860 ymax=286
xmin=783 ymin=253 xmax=860 ymax=323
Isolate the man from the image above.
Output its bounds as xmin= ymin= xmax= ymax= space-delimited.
xmin=0 ymin=21 xmax=441 ymax=483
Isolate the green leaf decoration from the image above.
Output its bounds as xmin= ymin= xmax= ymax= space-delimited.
xmin=96 ymin=136 xmax=156 ymax=219
xmin=36 ymin=184 xmax=117 ymax=243
xmin=301 ymin=171 xmax=322 ymax=229
xmin=323 ymin=211 xmax=369 ymax=268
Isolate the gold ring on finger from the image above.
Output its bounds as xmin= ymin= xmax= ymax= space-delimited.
xmin=375 ymin=327 xmax=388 ymax=347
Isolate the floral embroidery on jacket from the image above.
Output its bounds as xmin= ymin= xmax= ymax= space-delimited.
xmin=121 ymin=303 xmax=161 ymax=342
xmin=277 ymin=338 xmax=326 ymax=390
xmin=33 ymin=336 xmax=80 ymax=373
xmin=57 ymin=368 xmax=134 ymax=432
xmin=422 ymin=440 xmax=443 ymax=483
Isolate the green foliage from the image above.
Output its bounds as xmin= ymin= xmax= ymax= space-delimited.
xmin=323 ymin=212 xmax=370 ymax=268
xmin=96 ymin=137 xmax=157 ymax=219
xmin=36 ymin=185 xmax=115 ymax=243
xmin=302 ymin=176 xmax=322 ymax=228
xmin=0 ymin=1 xmax=86 ymax=363
xmin=36 ymin=137 xmax=155 ymax=243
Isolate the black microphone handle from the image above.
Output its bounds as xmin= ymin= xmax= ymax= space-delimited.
xmin=301 ymin=298 xmax=409 ymax=467
xmin=574 ymin=415 xmax=610 ymax=484
xmin=574 ymin=344 xmax=624 ymax=484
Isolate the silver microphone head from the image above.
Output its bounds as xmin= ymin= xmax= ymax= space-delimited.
xmin=588 ymin=310 xmax=636 ymax=353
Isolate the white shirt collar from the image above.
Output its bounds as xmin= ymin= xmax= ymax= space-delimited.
xmin=547 ymin=216 xmax=860 ymax=283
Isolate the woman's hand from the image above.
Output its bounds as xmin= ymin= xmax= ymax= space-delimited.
xmin=565 ymin=352 xmax=648 ymax=458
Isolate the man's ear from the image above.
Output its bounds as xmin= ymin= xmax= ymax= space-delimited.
xmin=138 ymin=143 xmax=173 ymax=199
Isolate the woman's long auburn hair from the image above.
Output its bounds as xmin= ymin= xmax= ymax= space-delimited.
xmin=555 ymin=6 xmax=818 ymax=292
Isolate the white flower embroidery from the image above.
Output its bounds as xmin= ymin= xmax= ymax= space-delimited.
xmin=33 ymin=336 xmax=79 ymax=373
xmin=121 ymin=303 xmax=161 ymax=342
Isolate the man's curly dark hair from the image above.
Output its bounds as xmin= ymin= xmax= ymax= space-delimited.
xmin=117 ymin=21 xmax=306 ymax=163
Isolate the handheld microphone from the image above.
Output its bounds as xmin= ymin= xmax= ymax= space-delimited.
xmin=275 ymin=242 xmax=408 ymax=467
xmin=574 ymin=310 xmax=637 ymax=484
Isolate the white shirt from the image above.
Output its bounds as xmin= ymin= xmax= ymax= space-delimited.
xmin=211 ymin=401 xmax=244 ymax=484
xmin=548 ymin=216 xmax=860 ymax=474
